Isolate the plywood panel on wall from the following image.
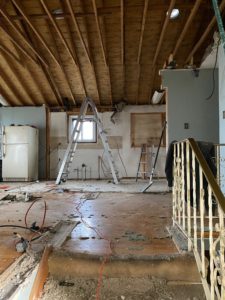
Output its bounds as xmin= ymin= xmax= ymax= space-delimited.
xmin=131 ymin=113 xmax=165 ymax=147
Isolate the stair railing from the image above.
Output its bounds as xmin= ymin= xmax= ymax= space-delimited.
xmin=173 ymin=138 xmax=225 ymax=300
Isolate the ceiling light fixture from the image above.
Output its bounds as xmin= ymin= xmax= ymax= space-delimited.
xmin=52 ymin=8 xmax=64 ymax=19
xmin=167 ymin=8 xmax=180 ymax=19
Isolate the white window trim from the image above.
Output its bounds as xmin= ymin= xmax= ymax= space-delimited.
xmin=69 ymin=115 xmax=97 ymax=143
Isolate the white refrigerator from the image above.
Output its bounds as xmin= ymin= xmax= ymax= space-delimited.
xmin=2 ymin=126 xmax=39 ymax=181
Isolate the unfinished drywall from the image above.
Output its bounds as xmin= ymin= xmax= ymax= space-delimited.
xmin=161 ymin=68 xmax=219 ymax=144
xmin=0 ymin=106 xmax=46 ymax=179
xmin=50 ymin=106 xmax=166 ymax=179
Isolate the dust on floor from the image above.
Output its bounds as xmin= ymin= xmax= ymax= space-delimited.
xmin=41 ymin=276 xmax=205 ymax=300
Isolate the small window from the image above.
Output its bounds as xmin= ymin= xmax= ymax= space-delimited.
xmin=72 ymin=116 xmax=97 ymax=143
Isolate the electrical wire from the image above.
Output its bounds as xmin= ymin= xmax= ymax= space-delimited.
xmin=0 ymin=224 xmax=41 ymax=233
xmin=24 ymin=198 xmax=47 ymax=230
xmin=206 ymin=38 xmax=221 ymax=100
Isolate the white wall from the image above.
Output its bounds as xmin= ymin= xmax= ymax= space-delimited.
xmin=50 ymin=105 xmax=166 ymax=179
xmin=161 ymin=68 xmax=219 ymax=144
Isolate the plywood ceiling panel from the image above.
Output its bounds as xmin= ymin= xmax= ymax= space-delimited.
xmin=0 ymin=0 xmax=220 ymax=108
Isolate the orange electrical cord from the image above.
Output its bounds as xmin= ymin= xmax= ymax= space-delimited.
xmin=74 ymin=198 xmax=114 ymax=300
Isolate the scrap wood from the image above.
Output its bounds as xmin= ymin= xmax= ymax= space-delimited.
xmin=29 ymin=245 xmax=52 ymax=300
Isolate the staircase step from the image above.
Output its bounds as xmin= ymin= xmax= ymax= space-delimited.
xmin=48 ymin=252 xmax=201 ymax=283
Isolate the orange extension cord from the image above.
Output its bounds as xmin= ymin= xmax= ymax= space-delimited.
xmin=74 ymin=197 xmax=114 ymax=300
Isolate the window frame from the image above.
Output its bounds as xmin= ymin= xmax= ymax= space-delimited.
xmin=69 ymin=115 xmax=97 ymax=144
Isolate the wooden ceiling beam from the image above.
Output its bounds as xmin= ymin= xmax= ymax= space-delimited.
xmin=186 ymin=0 xmax=225 ymax=64
xmin=173 ymin=0 xmax=202 ymax=57
xmin=79 ymin=0 xmax=101 ymax=105
xmin=121 ymin=0 xmax=124 ymax=65
xmin=3 ymin=25 xmax=48 ymax=105
xmin=17 ymin=15 xmax=62 ymax=106
xmin=0 ymin=21 xmax=40 ymax=66
xmin=46 ymin=20 xmax=76 ymax=104
xmin=137 ymin=0 xmax=149 ymax=64
xmin=0 ymin=3 xmax=208 ymax=21
xmin=0 ymin=49 xmax=36 ymax=105
xmin=152 ymin=0 xmax=176 ymax=66
xmin=0 ymin=64 xmax=26 ymax=105
xmin=11 ymin=0 xmax=61 ymax=68
xmin=0 ymin=84 xmax=14 ymax=106
xmin=66 ymin=0 xmax=92 ymax=65
xmin=0 ymin=7 xmax=48 ymax=67
xmin=0 ymin=43 xmax=21 ymax=64
xmin=40 ymin=0 xmax=77 ymax=67
xmin=59 ymin=0 xmax=87 ymax=99
xmin=92 ymin=0 xmax=108 ymax=66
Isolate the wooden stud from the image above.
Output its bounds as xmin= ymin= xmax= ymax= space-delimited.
xmin=137 ymin=0 xmax=149 ymax=64
xmin=186 ymin=0 xmax=225 ymax=64
xmin=173 ymin=0 xmax=202 ymax=57
xmin=11 ymin=0 xmax=61 ymax=68
xmin=40 ymin=0 xmax=77 ymax=67
xmin=0 ymin=6 xmax=48 ymax=67
xmin=152 ymin=0 xmax=176 ymax=66
xmin=46 ymin=20 xmax=76 ymax=104
xmin=66 ymin=0 xmax=92 ymax=65
xmin=45 ymin=106 xmax=50 ymax=179
xmin=92 ymin=0 xmax=108 ymax=66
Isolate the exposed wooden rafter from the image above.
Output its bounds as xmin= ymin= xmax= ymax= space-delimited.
xmin=173 ymin=0 xmax=202 ymax=57
xmin=40 ymin=0 xmax=77 ymax=67
xmin=2 ymin=26 xmax=48 ymax=104
xmin=0 ymin=21 xmax=40 ymax=66
xmin=59 ymin=0 xmax=87 ymax=99
xmin=0 ymin=6 xmax=48 ymax=67
xmin=66 ymin=0 xmax=92 ymax=65
xmin=0 ymin=48 xmax=36 ymax=105
xmin=10 ymin=3 xmax=62 ymax=106
xmin=0 ymin=64 xmax=25 ymax=105
xmin=152 ymin=0 xmax=176 ymax=66
xmin=137 ymin=0 xmax=149 ymax=64
xmin=11 ymin=0 xmax=61 ymax=68
xmin=0 ymin=43 xmax=21 ymax=64
xmin=79 ymin=0 xmax=101 ymax=104
xmin=92 ymin=0 xmax=108 ymax=66
xmin=0 ymin=83 xmax=14 ymax=106
xmin=46 ymin=20 xmax=76 ymax=104
xmin=186 ymin=0 xmax=225 ymax=64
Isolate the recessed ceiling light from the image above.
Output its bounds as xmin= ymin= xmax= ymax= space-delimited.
xmin=167 ymin=8 xmax=180 ymax=19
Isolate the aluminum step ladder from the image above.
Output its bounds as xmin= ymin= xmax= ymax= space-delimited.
xmin=135 ymin=144 xmax=149 ymax=181
xmin=55 ymin=97 xmax=119 ymax=185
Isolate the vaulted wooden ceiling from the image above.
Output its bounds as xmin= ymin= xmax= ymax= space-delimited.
xmin=0 ymin=0 xmax=223 ymax=108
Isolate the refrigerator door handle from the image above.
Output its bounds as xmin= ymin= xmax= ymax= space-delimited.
xmin=2 ymin=127 xmax=6 ymax=157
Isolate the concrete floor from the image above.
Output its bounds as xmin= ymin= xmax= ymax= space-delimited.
xmin=0 ymin=180 xmax=204 ymax=300
xmin=0 ymin=179 xmax=171 ymax=275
